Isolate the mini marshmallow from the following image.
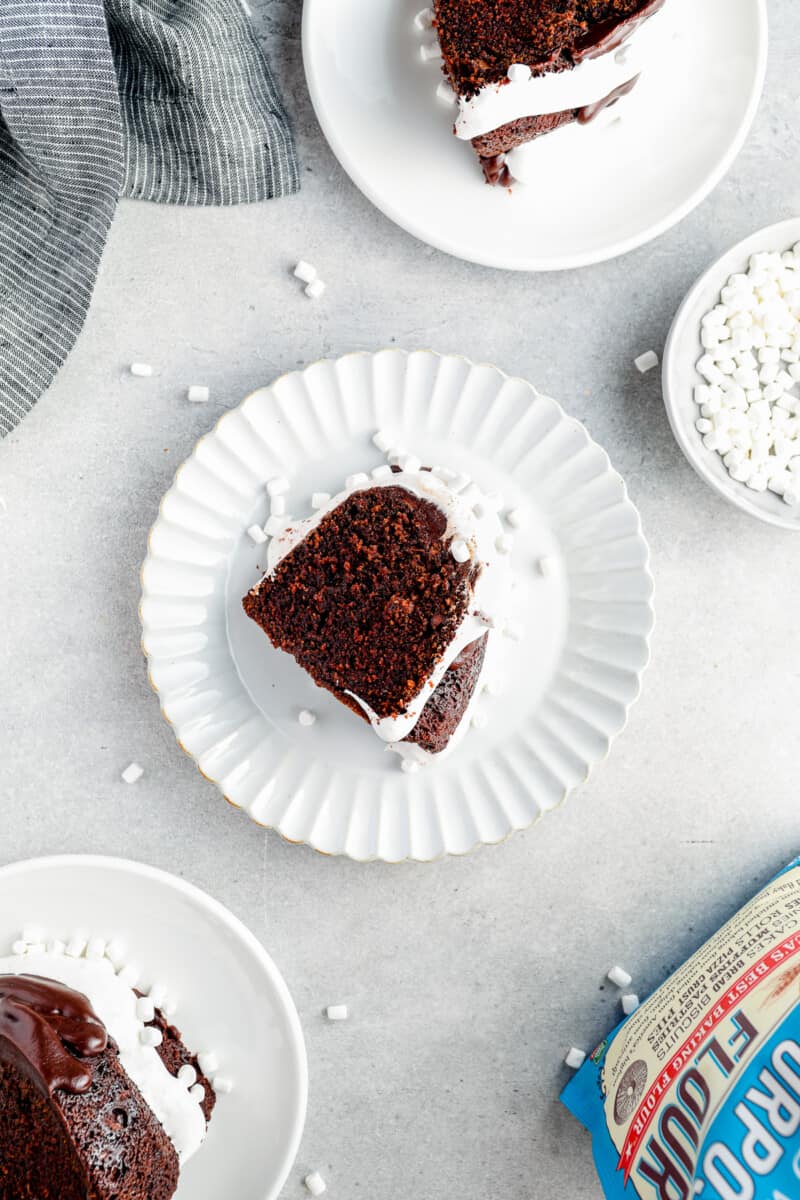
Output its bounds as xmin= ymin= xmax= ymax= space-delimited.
xmin=311 ymin=492 xmax=331 ymax=509
xmin=26 ymin=944 xmax=46 ymax=955
xmin=247 ymin=524 xmax=268 ymax=545
xmin=450 ymin=473 xmax=472 ymax=494
xmin=507 ymin=62 xmax=532 ymax=82
xmin=537 ymin=556 xmax=555 ymax=577
xmin=607 ymin=965 xmax=633 ymax=989
xmin=130 ymin=362 xmax=153 ymax=377
xmin=136 ymin=996 xmax=156 ymax=1023
xmin=345 ymin=472 xmax=369 ymax=488
xmin=565 ymin=1048 xmax=587 ymax=1070
xmin=198 ymin=1052 xmax=220 ymax=1076
xmin=495 ymin=534 xmax=513 ymax=555
xmin=293 ymin=260 xmax=318 ymax=284
xmin=372 ymin=429 xmax=392 ymax=453
xmin=11 ymin=941 xmax=27 ymax=956
xmin=451 ymin=538 xmax=471 ymax=563
xmin=298 ymin=709 xmax=316 ymax=727
xmin=622 ymin=994 xmax=641 ymax=1015
xmin=65 ymin=936 xmax=87 ymax=958
xmin=505 ymin=508 xmax=524 ymax=529
xmin=187 ymin=385 xmax=210 ymax=403
xmin=140 ymin=1027 xmax=163 ymax=1048
xmin=264 ymin=515 xmax=287 ymax=536
xmin=304 ymin=1172 xmax=327 ymax=1197
xmin=86 ymin=937 xmax=106 ymax=960
xmin=305 ymin=279 xmax=327 ymax=300
xmin=419 ymin=41 xmax=442 ymax=62
xmin=148 ymin=983 xmax=168 ymax=1009
xmin=436 ymin=80 xmax=457 ymax=105
xmin=213 ymin=1075 xmax=234 ymax=1094
xmin=121 ymin=762 xmax=144 ymax=784
xmin=398 ymin=454 xmax=422 ymax=474
xmin=105 ymin=938 xmax=127 ymax=967
xmin=634 ymin=350 xmax=659 ymax=374
xmin=118 ymin=963 xmax=140 ymax=987
xmin=162 ymin=996 xmax=178 ymax=1018
xmin=401 ymin=759 xmax=420 ymax=775
xmin=189 ymin=1084 xmax=206 ymax=1102
xmin=178 ymin=1064 xmax=197 ymax=1087
xmin=267 ymin=476 xmax=290 ymax=497
xmin=371 ymin=465 xmax=393 ymax=481
xmin=270 ymin=495 xmax=287 ymax=517
xmin=471 ymin=709 xmax=488 ymax=730
xmin=326 ymin=1005 xmax=349 ymax=1021
xmin=413 ymin=6 xmax=433 ymax=30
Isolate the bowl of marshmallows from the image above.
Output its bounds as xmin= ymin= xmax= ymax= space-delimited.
xmin=663 ymin=218 xmax=800 ymax=530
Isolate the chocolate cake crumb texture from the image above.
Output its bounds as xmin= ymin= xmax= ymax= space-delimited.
xmin=243 ymin=486 xmax=479 ymax=721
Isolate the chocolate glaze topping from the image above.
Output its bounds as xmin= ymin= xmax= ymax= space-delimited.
xmin=572 ymin=0 xmax=665 ymax=60
xmin=0 ymin=974 xmax=108 ymax=1095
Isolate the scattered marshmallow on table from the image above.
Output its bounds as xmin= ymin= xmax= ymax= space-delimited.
xmin=293 ymin=260 xmax=318 ymax=284
xmin=565 ymin=1047 xmax=587 ymax=1070
xmin=607 ymin=965 xmax=633 ymax=989
xmin=326 ymin=1004 xmax=348 ymax=1021
xmin=129 ymin=362 xmax=153 ymax=377
xmin=298 ymin=709 xmax=316 ymax=727
xmin=413 ymin=6 xmax=433 ymax=29
xmin=121 ymin=762 xmax=144 ymax=784
xmin=304 ymin=1172 xmax=327 ymax=1197
xmin=419 ymin=41 xmax=442 ymax=62
xmin=634 ymin=350 xmax=659 ymax=374
xmin=305 ymin=279 xmax=326 ymax=300
xmin=695 ymin=246 xmax=800 ymax=504
xmin=186 ymin=385 xmax=209 ymax=403
xmin=622 ymin=994 xmax=641 ymax=1015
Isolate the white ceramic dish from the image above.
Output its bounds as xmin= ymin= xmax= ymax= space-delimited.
xmin=140 ymin=349 xmax=654 ymax=863
xmin=663 ymin=217 xmax=800 ymax=531
xmin=0 ymin=855 xmax=307 ymax=1200
xmin=301 ymin=0 xmax=767 ymax=272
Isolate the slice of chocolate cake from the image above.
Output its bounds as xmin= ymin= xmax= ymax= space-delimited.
xmin=0 ymin=939 xmax=221 ymax=1199
xmin=243 ymin=447 xmax=513 ymax=767
xmin=429 ymin=0 xmax=666 ymax=185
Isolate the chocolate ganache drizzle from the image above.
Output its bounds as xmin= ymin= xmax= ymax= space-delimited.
xmin=0 ymin=974 xmax=108 ymax=1094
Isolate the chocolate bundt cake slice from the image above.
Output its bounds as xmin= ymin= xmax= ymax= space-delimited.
xmin=243 ymin=459 xmax=512 ymax=763
xmin=431 ymin=0 xmax=666 ymax=185
xmin=0 ymin=954 xmax=218 ymax=1200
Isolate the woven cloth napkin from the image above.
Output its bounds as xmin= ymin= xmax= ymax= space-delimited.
xmin=0 ymin=0 xmax=298 ymax=437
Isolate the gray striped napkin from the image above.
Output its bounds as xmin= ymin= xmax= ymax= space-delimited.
xmin=0 ymin=0 xmax=298 ymax=437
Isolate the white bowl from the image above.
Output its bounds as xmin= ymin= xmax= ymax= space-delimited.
xmin=662 ymin=217 xmax=800 ymax=531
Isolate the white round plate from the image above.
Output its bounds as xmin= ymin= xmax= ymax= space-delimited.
xmin=663 ymin=217 xmax=800 ymax=531
xmin=301 ymin=0 xmax=767 ymax=271
xmin=141 ymin=350 xmax=654 ymax=862
xmin=0 ymin=856 xmax=307 ymax=1200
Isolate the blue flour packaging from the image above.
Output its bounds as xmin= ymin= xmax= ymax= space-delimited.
xmin=562 ymin=857 xmax=800 ymax=1199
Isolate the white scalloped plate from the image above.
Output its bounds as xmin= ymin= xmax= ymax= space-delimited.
xmin=141 ymin=350 xmax=655 ymax=862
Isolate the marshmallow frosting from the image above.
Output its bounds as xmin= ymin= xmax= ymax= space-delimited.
xmin=452 ymin=6 xmax=665 ymax=141
xmin=0 ymin=952 xmax=207 ymax=1164
xmin=265 ymin=464 xmax=513 ymax=751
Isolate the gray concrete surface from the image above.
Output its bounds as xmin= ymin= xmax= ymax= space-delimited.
xmin=1 ymin=1 xmax=799 ymax=1196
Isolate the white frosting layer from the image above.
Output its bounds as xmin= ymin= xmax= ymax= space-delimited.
xmin=265 ymin=467 xmax=512 ymax=747
xmin=452 ymin=6 xmax=665 ymax=140
xmin=0 ymin=952 xmax=207 ymax=1164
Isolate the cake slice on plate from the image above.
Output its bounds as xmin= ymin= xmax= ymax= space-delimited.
xmin=430 ymin=0 xmax=666 ymax=185
xmin=0 ymin=939 xmax=220 ymax=1199
xmin=242 ymin=448 xmax=514 ymax=768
